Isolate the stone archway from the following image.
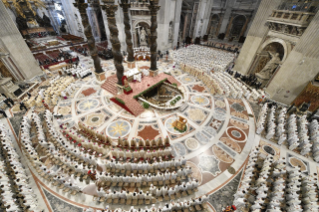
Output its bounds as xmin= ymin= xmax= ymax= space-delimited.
xmin=208 ymin=14 xmax=219 ymax=39
xmin=253 ymin=42 xmax=285 ymax=87
xmin=229 ymin=15 xmax=246 ymax=40
xmin=133 ymin=20 xmax=151 ymax=47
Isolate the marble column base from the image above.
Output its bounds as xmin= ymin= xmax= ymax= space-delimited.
xmin=127 ymin=61 xmax=136 ymax=69
xmin=95 ymin=71 xmax=106 ymax=82
xmin=149 ymin=69 xmax=158 ymax=77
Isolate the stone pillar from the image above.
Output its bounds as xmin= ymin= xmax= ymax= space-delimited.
xmin=215 ymin=14 xmax=224 ymax=38
xmin=120 ymin=0 xmax=135 ymax=66
xmin=238 ymin=17 xmax=250 ymax=38
xmin=182 ymin=13 xmax=190 ymax=40
xmin=148 ymin=1 xmax=160 ymax=75
xmin=0 ymin=1 xmax=42 ymax=81
xmin=219 ymin=0 xmax=236 ymax=33
xmin=0 ymin=55 xmax=24 ymax=82
xmin=233 ymin=0 xmax=281 ymax=75
xmin=132 ymin=31 xmax=138 ymax=48
xmin=74 ymin=0 xmax=104 ymax=80
xmin=45 ymin=4 xmax=60 ymax=35
xmin=173 ymin=0 xmax=183 ymax=48
xmin=60 ymin=0 xmax=83 ymax=37
xmin=244 ymin=0 xmax=262 ymax=36
xmin=87 ymin=6 xmax=102 ymax=42
xmin=101 ymin=7 xmax=111 ymax=45
xmin=224 ymin=15 xmax=234 ymax=39
xmin=101 ymin=2 xmax=125 ymax=85
xmin=267 ymin=11 xmax=319 ymax=104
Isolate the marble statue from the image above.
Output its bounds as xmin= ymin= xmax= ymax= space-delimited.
xmin=139 ymin=27 xmax=147 ymax=46
xmin=256 ymin=51 xmax=281 ymax=87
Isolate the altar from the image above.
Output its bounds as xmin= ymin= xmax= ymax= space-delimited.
xmin=0 ymin=77 xmax=21 ymax=98
xmin=124 ymin=67 xmax=141 ymax=82
xmin=47 ymin=39 xmax=60 ymax=46
xmin=49 ymin=62 xmax=69 ymax=72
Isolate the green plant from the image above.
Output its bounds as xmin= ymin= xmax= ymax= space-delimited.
xmin=172 ymin=83 xmax=177 ymax=87
xmin=143 ymin=102 xmax=150 ymax=109
xmin=115 ymin=97 xmax=125 ymax=105
xmin=134 ymin=78 xmax=168 ymax=99
xmin=174 ymin=125 xmax=187 ymax=133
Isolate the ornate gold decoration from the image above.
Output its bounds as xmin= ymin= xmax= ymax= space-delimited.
xmin=2 ymin=0 xmax=46 ymax=18
xmin=293 ymin=82 xmax=319 ymax=112
xmin=0 ymin=60 xmax=15 ymax=81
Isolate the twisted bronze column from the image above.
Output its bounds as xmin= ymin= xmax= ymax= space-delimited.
xmin=119 ymin=0 xmax=134 ymax=63
xmin=73 ymin=0 xmax=104 ymax=74
xmin=148 ymin=1 xmax=160 ymax=72
xmin=101 ymin=3 xmax=125 ymax=85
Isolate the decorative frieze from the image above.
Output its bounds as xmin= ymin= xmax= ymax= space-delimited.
xmin=268 ymin=22 xmax=305 ymax=37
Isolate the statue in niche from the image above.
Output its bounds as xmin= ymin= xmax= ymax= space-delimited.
xmin=169 ymin=21 xmax=173 ymax=43
xmin=284 ymin=25 xmax=290 ymax=34
xmin=16 ymin=15 xmax=28 ymax=30
xmin=139 ymin=27 xmax=147 ymax=46
xmin=255 ymin=51 xmax=281 ymax=87
xmin=291 ymin=26 xmax=297 ymax=35
xmin=297 ymin=28 xmax=304 ymax=36
xmin=42 ymin=12 xmax=52 ymax=27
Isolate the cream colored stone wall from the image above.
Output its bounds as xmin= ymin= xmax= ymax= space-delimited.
xmin=0 ymin=1 xmax=43 ymax=81
xmin=234 ymin=0 xmax=280 ymax=74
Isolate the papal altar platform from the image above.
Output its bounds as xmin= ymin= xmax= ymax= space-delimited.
xmin=101 ymin=73 xmax=180 ymax=116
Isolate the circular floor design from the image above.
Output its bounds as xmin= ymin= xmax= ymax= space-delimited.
xmin=50 ymin=59 xmax=256 ymax=209
xmin=226 ymin=126 xmax=247 ymax=142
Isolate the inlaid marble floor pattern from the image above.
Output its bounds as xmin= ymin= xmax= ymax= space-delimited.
xmin=4 ymin=58 xmax=287 ymax=212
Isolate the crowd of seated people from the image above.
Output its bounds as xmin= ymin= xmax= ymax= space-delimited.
xmin=72 ymin=46 xmax=88 ymax=56
xmin=33 ymin=53 xmax=52 ymax=66
xmin=202 ymin=43 xmax=240 ymax=53
xmin=36 ymin=50 xmax=73 ymax=66
xmin=0 ymin=123 xmax=41 ymax=212
xmin=29 ymin=32 xmax=49 ymax=39
xmin=225 ymin=70 xmax=263 ymax=90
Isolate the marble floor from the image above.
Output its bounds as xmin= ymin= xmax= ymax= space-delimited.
xmin=5 ymin=55 xmax=318 ymax=212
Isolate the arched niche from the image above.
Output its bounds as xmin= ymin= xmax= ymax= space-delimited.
xmin=229 ymin=15 xmax=246 ymax=39
xmin=252 ymin=39 xmax=291 ymax=87
xmin=134 ymin=21 xmax=151 ymax=47
xmin=208 ymin=14 xmax=220 ymax=38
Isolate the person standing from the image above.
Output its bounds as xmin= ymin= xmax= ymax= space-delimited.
xmin=20 ymin=102 xmax=28 ymax=111
xmin=0 ymin=109 xmax=7 ymax=118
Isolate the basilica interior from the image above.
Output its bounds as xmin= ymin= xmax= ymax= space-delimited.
xmin=0 ymin=0 xmax=319 ymax=211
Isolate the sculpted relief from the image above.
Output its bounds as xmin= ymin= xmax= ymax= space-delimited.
xmin=254 ymin=42 xmax=284 ymax=87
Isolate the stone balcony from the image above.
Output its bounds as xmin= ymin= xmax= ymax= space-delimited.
xmin=268 ymin=10 xmax=315 ymax=27
xmin=130 ymin=2 xmax=150 ymax=9
xmin=266 ymin=10 xmax=315 ymax=37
